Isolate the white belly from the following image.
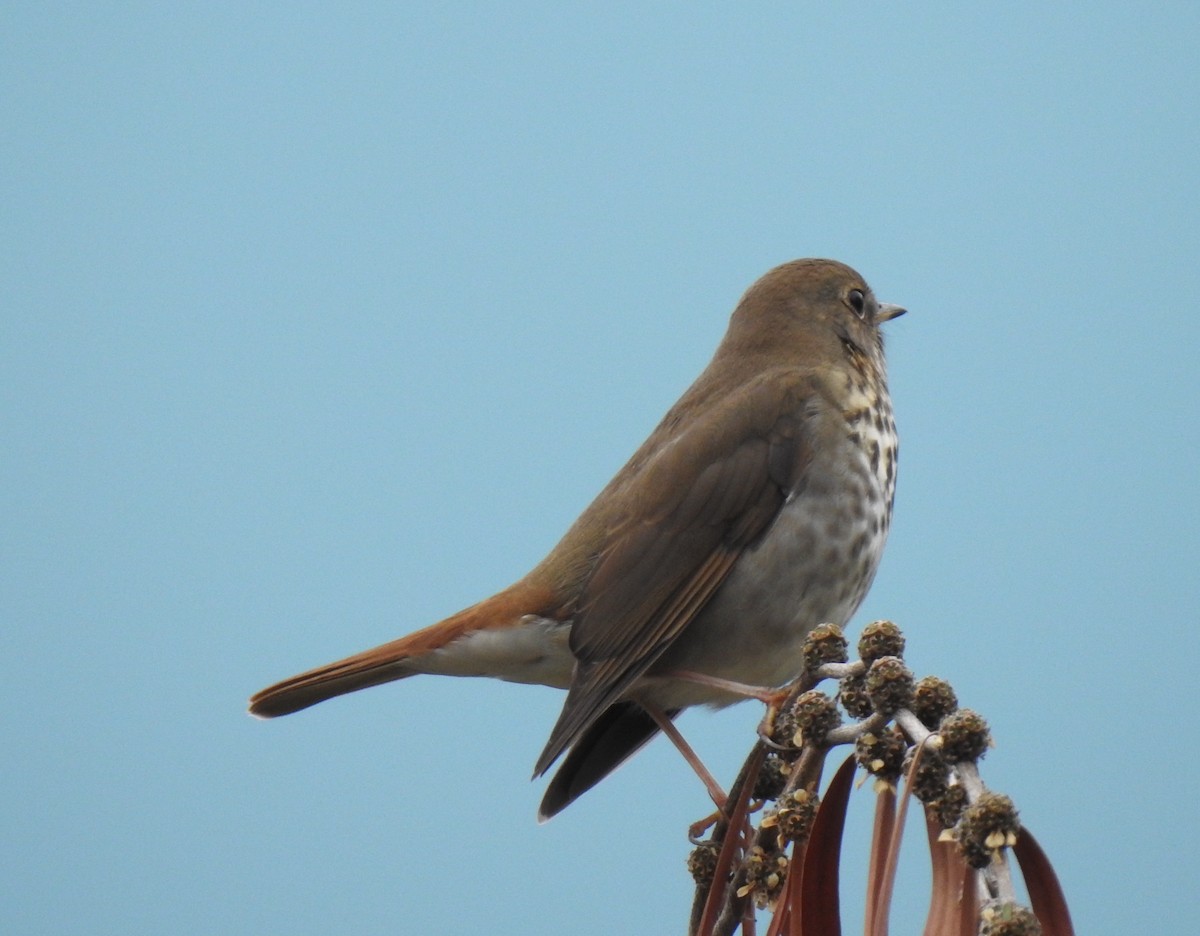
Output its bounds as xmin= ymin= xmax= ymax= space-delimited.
xmin=413 ymin=615 xmax=574 ymax=688
xmin=644 ymin=431 xmax=894 ymax=708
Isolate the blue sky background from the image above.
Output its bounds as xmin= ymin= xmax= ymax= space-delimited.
xmin=4 ymin=4 xmax=1197 ymax=933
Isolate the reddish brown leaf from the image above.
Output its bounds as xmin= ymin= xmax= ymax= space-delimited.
xmin=865 ymin=783 xmax=897 ymax=935
xmin=696 ymin=746 xmax=766 ymax=936
xmin=869 ymin=739 xmax=935 ymax=936
xmin=1012 ymin=826 xmax=1075 ymax=936
xmin=796 ymin=754 xmax=857 ymax=936
xmin=921 ymin=806 xmax=978 ymax=936
xmin=955 ymin=863 xmax=978 ymax=936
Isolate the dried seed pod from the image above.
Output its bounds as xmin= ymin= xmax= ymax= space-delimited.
xmin=929 ymin=783 xmax=969 ymax=828
xmin=687 ymin=840 xmax=721 ymax=885
xmin=736 ymin=844 xmax=789 ymax=908
xmin=905 ymin=745 xmax=951 ymax=804
xmin=956 ymin=791 xmax=1020 ymax=869
xmin=858 ymin=619 xmax=905 ymax=663
xmin=802 ymin=622 xmax=849 ymax=671
xmin=772 ymin=690 xmax=842 ymax=749
xmin=854 ymin=728 xmax=908 ymax=781
xmin=909 ymin=675 xmax=958 ymax=728
xmin=839 ymin=671 xmax=874 ymax=719
xmin=762 ymin=788 xmax=819 ymax=843
xmin=939 ymin=708 xmax=991 ymax=764
xmin=979 ymin=901 xmax=1043 ymax=935
xmin=753 ymin=753 xmax=792 ymax=802
xmin=865 ymin=656 xmax=914 ymax=715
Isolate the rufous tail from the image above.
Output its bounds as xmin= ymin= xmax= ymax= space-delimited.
xmin=248 ymin=581 xmax=556 ymax=718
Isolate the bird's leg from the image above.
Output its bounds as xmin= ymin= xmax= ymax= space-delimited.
xmin=667 ymin=669 xmax=789 ymax=706
xmin=667 ymin=669 xmax=803 ymax=753
xmin=642 ymin=702 xmax=728 ymax=811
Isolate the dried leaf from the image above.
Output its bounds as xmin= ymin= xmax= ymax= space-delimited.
xmin=865 ymin=781 xmax=897 ymax=934
xmin=869 ymin=737 xmax=934 ymax=936
xmin=796 ymin=754 xmax=857 ymax=936
xmin=921 ymin=806 xmax=978 ymax=936
xmin=1012 ymin=825 xmax=1075 ymax=936
xmin=695 ymin=746 xmax=766 ymax=936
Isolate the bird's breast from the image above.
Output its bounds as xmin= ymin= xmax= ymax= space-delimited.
xmin=645 ymin=395 xmax=897 ymax=707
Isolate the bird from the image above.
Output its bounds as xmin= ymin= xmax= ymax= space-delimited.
xmin=249 ymin=258 xmax=905 ymax=819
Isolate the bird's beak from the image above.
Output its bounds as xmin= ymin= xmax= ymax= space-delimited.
xmin=877 ymin=303 xmax=907 ymax=322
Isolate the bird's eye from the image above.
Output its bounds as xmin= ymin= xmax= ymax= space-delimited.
xmin=847 ymin=289 xmax=866 ymax=318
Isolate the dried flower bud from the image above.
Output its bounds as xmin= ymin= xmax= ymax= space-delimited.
xmin=929 ymin=783 xmax=968 ymax=828
xmin=865 ymin=656 xmax=914 ymax=715
xmin=772 ymin=690 xmax=842 ymax=749
xmin=905 ymin=745 xmax=951 ymax=803
xmin=802 ymin=622 xmax=849 ymax=671
xmin=956 ymin=791 xmax=1020 ymax=869
xmin=762 ymin=788 xmax=819 ymax=843
xmin=839 ymin=672 xmax=874 ymax=719
xmin=753 ymin=754 xmax=792 ymax=802
xmin=979 ymin=902 xmax=1043 ymax=935
xmin=939 ymin=709 xmax=991 ymax=763
xmin=855 ymin=728 xmax=908 ymax=781
xmin=858 ymin=619 xmax=905 ymax=663
xmin=687 ymin=841 xmax=721 ymax=885
xmin=910 ymin=676 xmax=958 ymax=728
xmin=736 ymin=844 xmax=789 ymax=908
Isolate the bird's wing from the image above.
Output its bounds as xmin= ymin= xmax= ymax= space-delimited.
xmin=534 ymin=370 xmax=821 ymax=775
xmin=537 ymin=701 xmax=678 ymax=820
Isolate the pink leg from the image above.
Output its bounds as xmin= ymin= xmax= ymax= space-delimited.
xmin=642 ymin=702 xmax=728 ymax=809
xmin=667 ymin=669 xmax=791 ymax=706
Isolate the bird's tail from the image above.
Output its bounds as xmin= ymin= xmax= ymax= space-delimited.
xmin=248 ymin=638 xmax=422 ymax=718
xmin=248 ymin=581 xmax=557 ymax=718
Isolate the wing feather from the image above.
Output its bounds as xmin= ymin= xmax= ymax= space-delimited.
xmin=534 ymin=370 xmax=819 ymax=775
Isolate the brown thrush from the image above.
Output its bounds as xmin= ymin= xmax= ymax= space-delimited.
xmin=249 ymin=258 xmax=905 ymax=818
